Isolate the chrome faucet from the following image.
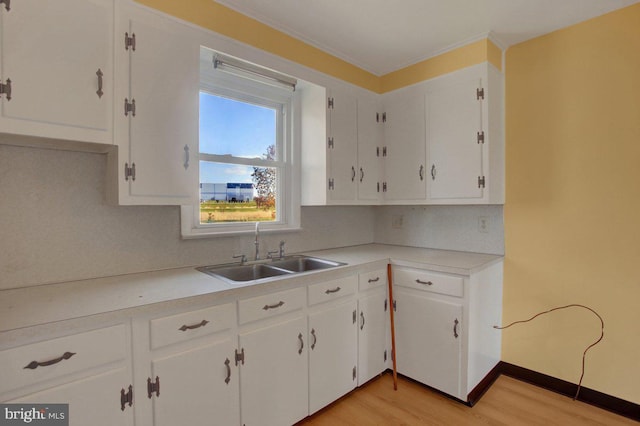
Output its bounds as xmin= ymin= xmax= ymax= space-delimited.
xmin=279 ymin=240 xmax=286 ymax=259
xmin=254 ymin=222 xmax=260 ymax=260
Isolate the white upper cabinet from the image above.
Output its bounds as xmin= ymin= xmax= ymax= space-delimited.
xmin=327 ymin=90 xmax=358 ymax=202
xmin=382 ymin=87 xmax=427 ymax=202
xmin=0 ymin=0 xmax=113 ymax=144
xmin=426 ymin=63 xmax=504 ymax=204
xmin=109 ymin=3 xmax=199 ymax=205
xmin=356 ymin=96 xmax=383 ymax=203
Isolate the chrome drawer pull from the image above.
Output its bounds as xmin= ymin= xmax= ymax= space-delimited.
xmin=263 ymin=300 xmax=285 ymax=310
xmin=24 ymin=351 xmax=76 ymax=369
xmin=298 ymin=333 xmax=304 ymax=355
xmin=224 ymin=358 xmax=231 ymax=384
xmin=453 ymin=318 xmax=459 ymax=338
xmin=325 ymin=286 xmax=341 ymax=294
xmin=416 ymin=279 xmax=433 ymax=286
xmin=179 ymin=319 xmax=209 ymax=331
xmin=310 ymin=328 xmax=317 ymax=350
xmin=368 ymin=277 xmax=380 ymax=283
xmin=360 ymin=311 xmax=365 ymax=330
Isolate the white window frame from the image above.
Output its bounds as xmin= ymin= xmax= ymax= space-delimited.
xmin=181 ymin=50 xmax=301 ymax=238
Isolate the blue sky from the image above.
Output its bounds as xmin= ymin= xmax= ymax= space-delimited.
xmin=199 ymin=92 xmax=276 ymax=184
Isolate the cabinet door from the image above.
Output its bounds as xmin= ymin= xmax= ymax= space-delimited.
xmin=239 ymin=316 xmax=308 ymax=426
xmin=382 ymin=89 xmax=426 ymax=201
xmin=327 ymin=91 xmax=358 ymax=202
xmin=358 ymin=290 xmax=387 ymax=385
xmin=149 ymin=338 xmax=239 ymax=426
xmin=0 ymin=0 xmax=112 ymax=143
xmin=356 ymin=98 xmax=382 ymax=202
xmin=114 ymin=7 xmax=198 ymax=205
xmin=9 ymin=367 xmax=134 ymax=426
xmin=427 ymin=76 xmax=483 ymax=201
xmin=394 ymin=289 xmax=463 ymax=398
xmin=308 ymin=300 xmax=357 ymax=414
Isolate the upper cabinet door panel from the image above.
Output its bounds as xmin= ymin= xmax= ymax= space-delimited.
xmin=127 ymin=14 xmax=199 ymax=200
xmin=0 ymin=0 xmax=112 ymax=139
xmin=427 ymin=76 xmax=483 ymax=200
xmin=327 ymin=91 xmax=358 ymax=202
xmin=356 ymin=97 xmax=382 ymax=202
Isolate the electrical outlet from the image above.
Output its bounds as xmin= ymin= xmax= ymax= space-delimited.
xmin=478 ymin=216 xmax=489 ymax=233
xmin=391 ymin=214 xmax=404 ymax=229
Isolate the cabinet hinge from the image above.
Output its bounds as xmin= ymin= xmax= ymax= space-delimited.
xmin=382 ymin=112 xmax=387 ymax=123
xmin=120 ymin=385 xmax=133 ymax=411
xmin=328 ymin=137 xmax=334 ymax=149
xmin=0 ymin=78 xmax=11 ymax=101
xmin=477 ymin=131 xmax=485 ymax=144
xmin=393 ymin=300 xmax=397 ymax=311
xmin=352 ymin=309 xmax=357 ymax=324
xmin=124 ymin=98 xmax=136 ymax=117
xmin=0 ymin=0 xmax=10 ymax=11
xmin=124 ymin=32 xmax=136 ymax=51
xmin=235 ymin=348 xmax=245 ymax=366
xmin=352 ymin=366 xmax=357 ymax=381
xmin=478 ymin=176 xmax=486 ymax=188
xmin=376 ymin=112 xmax=380 ymax=123
xmin=384 ymin=299 xmax=388 ymax=311
xmin=327 ymin=97 xmax=334 ymax=109
xmin=328 ymin=178 xmax=335 ymax=190
xmin=382 ymin=146 xmax=387 ymax=157
xmin=124 ymin=162 xmax=136 ymax=182
xmin=477 ymin=87 xmax=485 ymax=100
xmin=377 ymin=182 xmax=380 ymax=193
xmin=147 ymin=376 xmax=160 ymax=399
xmin=382 ymin=182 xmax=387 ymax=193
xmin=384 ymin=350 xmax=387 ymax=362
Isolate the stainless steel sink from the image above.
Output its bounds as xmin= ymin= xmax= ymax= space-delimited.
xmin=196 ymin=255 xmax=346 ymax=284
xmin=269 ymin=256 xmax=345 ymax=272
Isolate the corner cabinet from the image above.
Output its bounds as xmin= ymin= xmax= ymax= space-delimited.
xmin=0 ymin=0 xmax=113 ymax=145
xmin=426 ymin=63 xmax=504 ymax=204
xmin=108 ymin=2 xmax=199 ymax=205
xmin=392 ymin=261 xmax=503 ymax=403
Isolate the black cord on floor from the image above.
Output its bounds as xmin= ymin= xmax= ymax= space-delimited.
xmin=493 ymin=304 xmax=604 ymax=400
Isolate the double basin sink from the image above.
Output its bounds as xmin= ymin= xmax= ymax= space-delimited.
xmin=197 ymin=255 xmax=346 ymax=284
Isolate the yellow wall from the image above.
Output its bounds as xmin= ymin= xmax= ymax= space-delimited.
xmin=136 ymin=0 xmax=499 ymax=93
xmin=504 ymin=3 xmax=640 ymax=403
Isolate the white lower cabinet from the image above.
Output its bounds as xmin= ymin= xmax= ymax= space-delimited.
xmin=357 ymin=269 xmax=389 ymax=385
xmin=308 ymin=299 xmax=358 ymax=414
xmin=239 ymin=315 xmax=308 ymax=426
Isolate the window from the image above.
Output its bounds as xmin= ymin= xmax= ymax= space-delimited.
xmin=181 ymin=48 xmax=300 ymax=237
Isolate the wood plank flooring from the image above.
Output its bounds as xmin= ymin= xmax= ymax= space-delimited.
xmin=297 ymin=373 xmax=636 ymax=425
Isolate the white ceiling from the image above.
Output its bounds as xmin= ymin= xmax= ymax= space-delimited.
xmin=216 ymin=0 xmax=639 ymax=75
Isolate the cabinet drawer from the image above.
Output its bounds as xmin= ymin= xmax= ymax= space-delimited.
xmin=238 ymin=287 xmax=305 ymax=325
xmin=393 ymin=267 xmax=464 ymax=298
xmin=150 ymin=303 xmax=235 ymax=350
xmin=358 ymin=269 xmax=387 ymax=291
xmin=0 ymin=324 xmax=127 ymax=395
xmin=308 ymin=275 xmax=357 ymax=306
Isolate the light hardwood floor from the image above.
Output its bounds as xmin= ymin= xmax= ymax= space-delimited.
xmin=297 ymin=373 xmax=637 ymax=425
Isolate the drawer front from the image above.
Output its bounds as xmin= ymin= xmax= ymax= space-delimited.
xmin=393 ymin=267 xmax=464 ymax=298
xmin=239 ymin=287 xmax=305 ymax=325
xmin=358 ymin=269 xmax=387 ymax=291
xmin=150 ymin=303 xmax=235 ymax=350
xmin=308 ymin=275 xmax=357 ymax=306
xmin=0 ymin=324 xmax=127 ymax=395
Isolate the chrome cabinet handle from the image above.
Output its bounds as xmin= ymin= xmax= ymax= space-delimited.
xmin=360 ymin=311 xmax=365 ymax=330
xmin=298 ymin=333 xmax=304 ymax=355
xmin=224 ymin=358 xmax=231 ymax=384
xmin=96 ymin=69 xmax=104 ymax=98
xmin=351 ymin=166 xmax=356 ymax=182
xmin=431 ymin=164 xmax=436 ymax=180
xmin=24 ymin=352 xmax=76 ymax=369
xmin=179 ymin=319 xmax=209 ymax=331
xmin=419 ymin=165 xmax=425 ymax=181
xmin=325 ymin=286 xmax=341 ymax=294
xmin=368 ymin=277 xmax=380 ymax=283
xmin=263 ymin=300 xmax=284 ymax=310
xmin=360 ymin=167 xmax=364 ymax=182
xmin=416 ymin=279 xmax=433 ymax=286
xmin=453 ymin=318 xmax=459 ymax=338
xmin=310 ymin=328 xmax=317 ymax=350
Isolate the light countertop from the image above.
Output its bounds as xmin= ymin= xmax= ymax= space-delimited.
xmin=0 ymin=244 xmax=502 ymax=333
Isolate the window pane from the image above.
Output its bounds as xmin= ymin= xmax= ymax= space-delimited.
xmin=199 ymin=92 xmax=277 ymax=160
xmin=200 ymin=162 xmax=277 ymax=224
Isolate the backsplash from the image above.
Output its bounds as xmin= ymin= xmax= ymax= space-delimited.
xmin=0 ymin=143 xmax=503 ymax=290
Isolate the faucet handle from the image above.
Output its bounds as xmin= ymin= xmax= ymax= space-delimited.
xmin=279 ymin=240 xmax=286 ymax=258
xmin=267 ymin=250 xmax=279 ymax=260
xmin=232 ymin=254 xmax=247 ymax=265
